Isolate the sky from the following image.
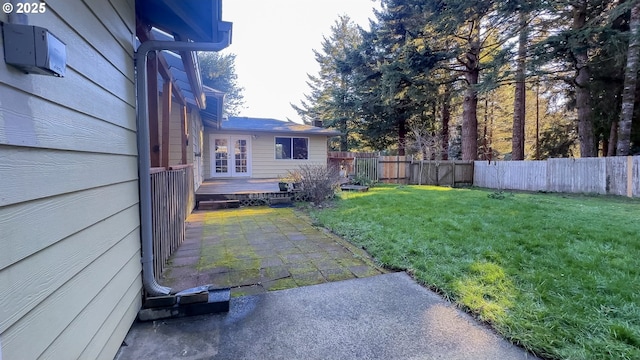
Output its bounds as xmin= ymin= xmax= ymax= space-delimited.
xmin=221 ymin=0 xmax=380 ymax=123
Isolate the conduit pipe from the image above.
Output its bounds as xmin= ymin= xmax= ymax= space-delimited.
xmin=135 ymin=34 xmax=231 ymax=296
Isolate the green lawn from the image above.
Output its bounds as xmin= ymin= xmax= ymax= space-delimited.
xmin=310 ymin=185 xmax=640 ymax=360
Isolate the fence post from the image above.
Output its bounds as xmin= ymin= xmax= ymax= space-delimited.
xmin=628 ymin=156 xmax=633 ymax=198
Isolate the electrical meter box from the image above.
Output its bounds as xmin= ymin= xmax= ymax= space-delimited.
xmin=2 ymin=22 xmax=66 ymax=77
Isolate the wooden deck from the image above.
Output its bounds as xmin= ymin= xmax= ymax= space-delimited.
xmin=196 ymin=178 xmax=282 ymax=195
xmin=195 ymin=178 xmax=299 ymax=207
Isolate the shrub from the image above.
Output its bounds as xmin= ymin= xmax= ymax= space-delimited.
xmin=287 ymin=164 xmax=341 ymax=204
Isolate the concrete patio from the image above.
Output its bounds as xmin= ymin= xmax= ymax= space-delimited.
xmin=117 ymin=273 xmax=539 ymax=360
xmin=160 ymin=206 xmax=386 ymax=297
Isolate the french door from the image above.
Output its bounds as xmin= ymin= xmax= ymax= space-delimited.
xmin=210 ymin=135 xmax=251 ymax=177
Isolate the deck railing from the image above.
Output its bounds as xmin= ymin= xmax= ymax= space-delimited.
xmin=149 ymin=165 xmax=194 ymax=281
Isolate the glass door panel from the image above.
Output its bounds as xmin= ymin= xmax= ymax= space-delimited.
xmin=214 ymin=138 xmax=229 ymax=175
xmin=234 ymin=139 xmax=248 ymax=174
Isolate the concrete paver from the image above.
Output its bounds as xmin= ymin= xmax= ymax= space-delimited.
xmin=161 ymin=206 xmax=386 ymax=297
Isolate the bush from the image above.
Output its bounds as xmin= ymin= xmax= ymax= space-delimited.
xmin=287 ymin=164 xmax=341 ymax=204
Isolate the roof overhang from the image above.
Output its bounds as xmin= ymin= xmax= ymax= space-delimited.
xmin=201 ymin=86 xmax=225 ymax=128
xmin=137 ymin=0 xmax=233 ymax=110
xmin=136 ymin=0 xmax=233 ymax=43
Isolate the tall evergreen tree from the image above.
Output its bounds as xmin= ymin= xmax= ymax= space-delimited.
xmin=423 ymin=0 xmax=517 ymax=160
xmin=292 ymin=16 xmax=362 ymax=151
xmin=346 ymin=0 xmax=442 ymax=154
xmin=198 ymin=52 xmax=245 ymax=116
xmin=532 ymin=0 xmax=626 ymax=157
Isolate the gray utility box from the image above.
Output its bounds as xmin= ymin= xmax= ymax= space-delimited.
xmin=2 ymin=22 xmax=66 ymax=77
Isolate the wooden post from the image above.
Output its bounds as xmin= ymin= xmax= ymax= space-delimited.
xmin=147 ymin=51 xmax=160 ymax=167
xmin=161 ymin=80 xmax=172 ymax=169
xmin=181 ymin=105 xmax=188 ymax=164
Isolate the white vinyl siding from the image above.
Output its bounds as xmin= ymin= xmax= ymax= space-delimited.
xmin=0 ymin=1 xmax=141 ymax=359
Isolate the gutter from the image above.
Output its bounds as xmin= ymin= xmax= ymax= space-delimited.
xmin=135 ymin=34 xmax=231 ymax=296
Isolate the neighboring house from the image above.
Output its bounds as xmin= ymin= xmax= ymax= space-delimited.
xmin=0 ymin=1 xmax=230 ymax=359
xmin=202 ymin=116 xmax=341 ymax=178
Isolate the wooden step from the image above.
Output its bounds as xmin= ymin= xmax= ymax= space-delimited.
xmin=197 ymin=199 xmax=240 ymax=210
xmin=269 ymin=196 xmax=293 ymax=208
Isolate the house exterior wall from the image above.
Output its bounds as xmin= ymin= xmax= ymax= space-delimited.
xmin=204 ymin=128 xmax=212 ymax=176
xmin=168 ymin=101 xmax=184 ymax=166
xmin=252 ymin=133 xmax=329 ymax=178
xmin=190 ymin=109 xmax=205 ymax=189
xmin=203 ymin=129 xmax=329 ymax=178
xmin=0 ymin=0 xmax=142 ymax=359
xmin=159 ymin=100 xmax=204 ymax=189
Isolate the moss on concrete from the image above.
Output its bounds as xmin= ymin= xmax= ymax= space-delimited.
xmin=170 ymin=206 xmax=385 ymax=296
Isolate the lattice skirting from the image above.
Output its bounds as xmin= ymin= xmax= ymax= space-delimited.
xmin=216 ymin=191 xmax=306 ymax=207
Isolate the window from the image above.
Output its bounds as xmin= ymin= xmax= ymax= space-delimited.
xmin=275 ymin=137 xmax=308 ymax=159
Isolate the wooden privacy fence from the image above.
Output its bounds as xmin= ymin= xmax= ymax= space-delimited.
xmin=474 ymin=156 xmax=640 ymax=198
xmin=150 ymin=165 xmax=194 ymax=280
xmin=328 ymin=152 xmax=472 ymax=185
xmin=378 ymin=156 xmax=410 ymax=183
xmin=409 ymin=161 xmax=474 ymax=186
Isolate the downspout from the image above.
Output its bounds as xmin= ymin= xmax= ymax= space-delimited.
xmin=135 ymin=35 xmax=231 ymax=296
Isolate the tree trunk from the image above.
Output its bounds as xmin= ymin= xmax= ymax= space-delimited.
xmin=512 ymin=12 xmax=528 ymax=160
xmin=398 ymin=117 xmax=407 ymax=156
xmin=441 ymin=83 xmax=451 ymax=160
xmin=573 ymin=3 xmax=597 ymax=157
xmin=339 ymin=117 xmax=348 ymax=152
xmin=462 ymin=69 xmax=479 ymax=160
xmin=608 ymin=120 xmax=618 ymax=156
xmin=617 ymin=2 xmax=640 ymax=156
xmin=462 ymin=25 xmax=480 ymax=161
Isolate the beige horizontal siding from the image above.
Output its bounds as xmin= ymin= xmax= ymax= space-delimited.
xmin=0 ymin=204 xmax=139 ymax=332
xmin=0 ymin=181 xmax=139 ymax=271
xmin=0 ymin=83 xmax=137 ymax=154
xmin=2 ymin=231 xmax=140 ymax=359
xmin=190 ymin=111 xmax=204 ymax=188
xmin=0 ymin=1 xmax=141 ymax=359
xmin=47 ymin=0 xmax=135 ymax=84
xmin=204 ymin=129 xmax=212 ymax=177
xmin=0 ymin=147 xmax=138 ymax=206
xmin=40 ymin=253 xmax=142 ymax=359
xmin=168 ymin=102 xmax=184 ymax=166
xmin=252 ymin=134 xmax=329 ymax=178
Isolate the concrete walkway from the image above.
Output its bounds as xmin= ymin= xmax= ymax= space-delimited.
xmin=116 ymin=272 xmax=538 ymax=360
xmin=162 ymin=207 xmax=385 ymax=297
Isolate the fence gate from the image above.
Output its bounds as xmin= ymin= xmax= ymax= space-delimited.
xmin=355 ymin=157 xmax=378 ymax=183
